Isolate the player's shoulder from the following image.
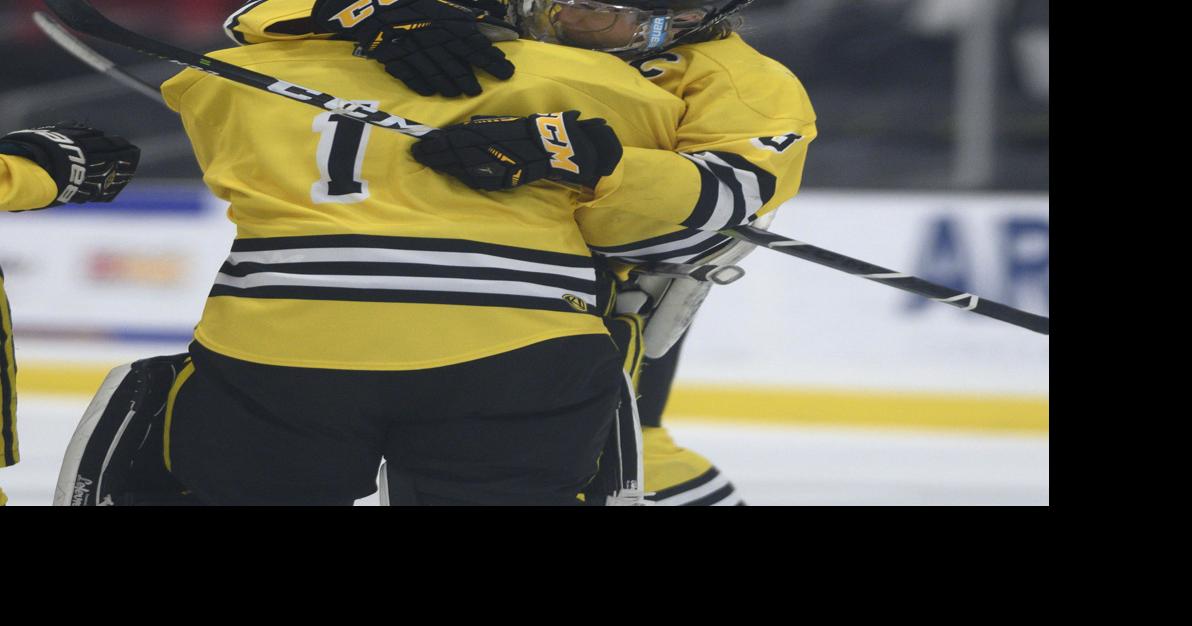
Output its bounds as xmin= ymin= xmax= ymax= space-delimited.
xmin=500 ymin=40 xmax=655 ymax=88
xmin=497 ymin=40 xmax=682 ymax=109
xmin=673 ymin=33 xmax=814 ymax=122
xmin=205 ymin=39 xmax=360 ymax=68
xmin=678 ymin=34 xmax=802 ymax=85
xmin=160 ymin=40 xmax=362 ymax=109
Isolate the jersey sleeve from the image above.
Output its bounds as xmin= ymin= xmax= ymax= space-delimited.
xmin=579 ymin=35 xmax=816 ymax=264
xmin=223 ymin=0 xmax=331 ymax=45
xmin=0 ymin=154 xmax=57 ymax=212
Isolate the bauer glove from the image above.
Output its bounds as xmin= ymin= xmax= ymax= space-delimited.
xmin=313 ymin=0 xmax=517 ymax=97
xmin=411 ymin=110 xmax=623 ymax=191
xmin=0 ymin=123 xmax=139 ymax=208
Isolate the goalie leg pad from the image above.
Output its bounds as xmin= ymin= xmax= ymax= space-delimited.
xmin=580 ymin=368 xmax=646 ymax=505
xmin=2 ymin=274 xmax=18 ymax=469
xmin=54 ymin=354 xmax=196 ymax=506
xmin=635 ymin=331 xmax=686 ymax=428
xmin=643 ymin=426 xmax=744 ymax=506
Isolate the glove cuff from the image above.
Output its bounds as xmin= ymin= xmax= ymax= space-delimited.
xmin=0 ymin=138 xmax=53 ymax=174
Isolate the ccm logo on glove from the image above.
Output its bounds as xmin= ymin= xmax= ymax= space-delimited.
xmin=535 ymin=113 xmax=580 ymax=175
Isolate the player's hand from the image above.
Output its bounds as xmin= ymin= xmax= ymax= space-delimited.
xmin=0 ymin=123 xmax=139 ymax=208
xmin=313 ymin=0 xmax=517 ymax=97
xmin=411 ymin=110 xmax=623 ymax=191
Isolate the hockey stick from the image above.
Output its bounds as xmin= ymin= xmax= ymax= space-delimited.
xmin=32 ymin=11 xmax=165 ymax=104
xmin=44 ymin=0 xmax=1049 ymax=336
xmin=42 ymin=0 xmax=435 ymax=137
xmin=721 ymin=226 xmax=1050 ymax=335
xmin=33 ymin=8 xmax=742 ymax=291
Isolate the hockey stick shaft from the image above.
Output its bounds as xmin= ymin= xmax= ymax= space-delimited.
xmin=42 ymin=0 xmax=436 ymax=137
xmin=46 ymin=0 xmax=1048 ymax=336
xmin=33 ymin=11 xmax=165 ymax=104
xmin=722 ymin=226 xmax=1049 ymax=335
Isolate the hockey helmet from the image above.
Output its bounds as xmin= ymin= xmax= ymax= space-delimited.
xmin=517 ymin=0 xmax=753 ymax=56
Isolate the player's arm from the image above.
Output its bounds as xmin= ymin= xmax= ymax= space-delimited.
xmin=223 ymin=0 xmax=335 ymax=44
xmin=0 ymin=154 xmax=57 ymax=212
xmin=224 ymin=0 xmax=516 ymax=96
xmin=580 ymin=59 xmax=816 ymax=263
xmin=576 ymin=49 xmax=816 ymax=359
xmin=0 ymin=124 xmax=140 ymax=212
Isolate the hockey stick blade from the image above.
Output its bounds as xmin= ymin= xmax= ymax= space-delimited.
xmin=33 ymin=11 xmax=165 ymax=104
xmin=723 ymin=225 xmax=1050 ymax=335
xmin=42 ymin=0 xmax=437 ymax=137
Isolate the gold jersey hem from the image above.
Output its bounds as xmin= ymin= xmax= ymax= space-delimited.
xmin=193 ymin=326 xmax=611 ymax=372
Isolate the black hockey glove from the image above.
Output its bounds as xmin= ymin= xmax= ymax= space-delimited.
xmin=411 ymin=110 xmax=623 ymax=191
xmin=0 ymin=123 xmax=139 ymax=208
xmin=313 ymin=0 xmax=517 ymax=97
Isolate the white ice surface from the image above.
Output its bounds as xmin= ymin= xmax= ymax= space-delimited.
xmin=3 ymin=395 xmax=1048 ymax=506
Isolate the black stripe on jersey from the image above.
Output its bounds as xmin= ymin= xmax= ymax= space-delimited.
xmin=218 ymin=260 xmax=596 ymax=294
xmin=594 ymin=233 xmax=734 ymax=265
xmin=598 ymin=275 xmax=617 ymax=318
xmin=680 ymin=151 xmax=779 ymax=231
xmin=647 ymin=466 xmax=721 ymax=502
xmin=683 ymin=483 xmax=737 ymax=506
xmin=686 ymin=157 xmax=748 ymax=230
xmin=229 ymin=235 xmax=596 ymax=269
xmin=712 ymin=150 xmax=777 ymax=209
xmin=209 ymin=284 xmax=592 ymax=314
xmin=634 ymin=238 xmax=731 ymax=264
xmin=682 ymin=159 xmax=722 ymax=230
xmin=1 ymin=283 xmax=16 ymax=467
xmin=685 ymin=236 xmax=736 ymax=264
xmin=588 ymin=228 xmax=710 ymax=255
xmin=223 ymin=0 xmax=268 ymax=45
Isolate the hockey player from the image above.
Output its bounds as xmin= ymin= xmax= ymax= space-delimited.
xmin=56 ymin=16 xmax=743 ymax=504
xmin=0 ymin=123 xmax=139 ymax=505
xmin=221 ymin=0 xmax=816 ymax=505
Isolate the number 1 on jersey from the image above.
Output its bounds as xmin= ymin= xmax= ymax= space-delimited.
xmin=312 ymin=102 xmax=376 ymax=204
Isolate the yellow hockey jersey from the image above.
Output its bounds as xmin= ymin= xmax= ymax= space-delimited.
xmin=223 ymin=1 xmax=818 ymax=265
xmin=583 ymin=34 xmax=817 ymax=264
xmin=1 ymin=154 xmax=57 ymax=213
xmin=1 ymin=153 xmax=54 ymax=472
xmin=161 ymin=38 xmax=687 ymax=370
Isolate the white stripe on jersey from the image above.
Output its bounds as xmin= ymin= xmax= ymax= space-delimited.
xmin=214 ymin=272 xmax=598 ymax=306
xmin=226 ymin=247 xmax=597 ymax=282
xmin=682 ymin=151 xmax=765 ymax=231
xmin=592 ymin=229 xmax=724 ymax=262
